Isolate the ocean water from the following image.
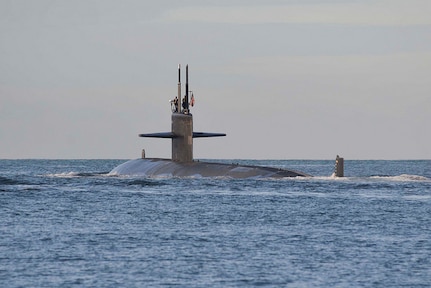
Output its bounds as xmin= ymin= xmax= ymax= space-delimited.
xmin=0 ymin=159 xmax=430 ymax=287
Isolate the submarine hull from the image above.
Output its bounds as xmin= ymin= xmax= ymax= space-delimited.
xmin=110 ymin=158 xmax=310 ymax=178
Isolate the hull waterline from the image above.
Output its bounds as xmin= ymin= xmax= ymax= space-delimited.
xmin=110 ymin=158 xmax=310 ymax=178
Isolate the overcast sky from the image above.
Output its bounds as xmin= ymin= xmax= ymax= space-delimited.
xmin=1 ymin=0 xmax=430 ymax=159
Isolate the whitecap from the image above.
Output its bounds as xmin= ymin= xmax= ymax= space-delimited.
xmin=370 ymin=174 xmax=430 ymax=182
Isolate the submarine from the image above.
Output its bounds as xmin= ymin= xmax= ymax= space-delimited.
xmin=110 ymin=65 xmax=310 ymax=178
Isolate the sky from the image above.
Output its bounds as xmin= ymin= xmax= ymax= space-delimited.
xmin=1 ymin=0 xmax=430 ymax=160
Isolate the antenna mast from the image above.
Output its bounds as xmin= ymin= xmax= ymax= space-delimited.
xmin=185 ymin=64 xmax=189 ymax=113
xmin=177 ymin=64 xmax=181 ymax=113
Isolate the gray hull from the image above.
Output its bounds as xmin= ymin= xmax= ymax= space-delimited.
xmin=110 ymin=158 xmax=310 ymax=178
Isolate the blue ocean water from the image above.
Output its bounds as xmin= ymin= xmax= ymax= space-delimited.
xmin=0 ymin=159 xmax=430 ymax=287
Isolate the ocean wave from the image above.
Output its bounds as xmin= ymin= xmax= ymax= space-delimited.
xmin=45 ymin=171 xmax=431 ymax=183
xmin=370 ymin=174 xmax=430 ymax=182
xmin=46 ymin=171 xmax=109 ymax=178
xmin=287 ymin=174 xmax=430 ymax=182
xmin=0 ymin=176 xmax=27 ymax=185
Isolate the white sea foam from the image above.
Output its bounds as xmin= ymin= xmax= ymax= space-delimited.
xmin=287 ymin=174 xmax=430 ymax=182
xmin=302 ymin=175 xmax=349 ymax=181
xmin=370 ymin=174 xmax=430 ymax=182
xmin=56 ymin=169 xmax=430 ymax=182
xmin=46 ymin=171 xmax=108 ymax=178
xmin=106 ymin=171 xmax=119 ymax=176
xmin=46 ymin=172 xmax=81 ymax=178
